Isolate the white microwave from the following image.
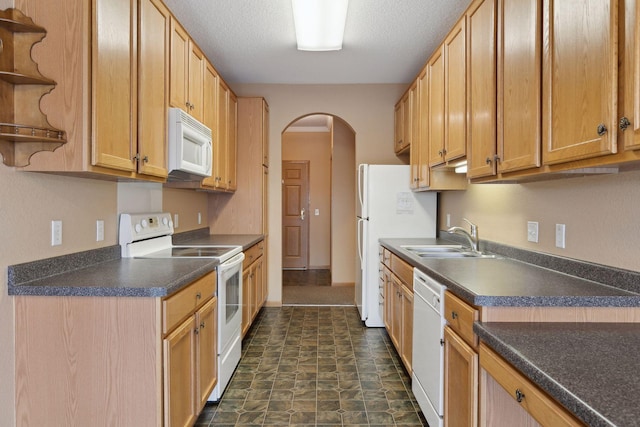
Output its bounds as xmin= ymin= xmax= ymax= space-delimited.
xmin=168 ymin=108 xmax=212 ymax=178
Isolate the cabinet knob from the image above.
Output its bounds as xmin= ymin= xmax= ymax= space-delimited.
xmin=196 ymin=292 xmax=202 ymax=299
xmin=451 ymin=311 xmax=458 ymax=319
xmin=494 ymin=155 xmax=501 ymax=163
xmin=133 ymin=154 xmax=140 ymax=162
xmin=619 ymin=117 xmax=631 ymax=131
xmin=597 ymin=124 xmax=608 ymax=136
xmin=485 ymin=157 xmax=492 ymax=165
xmin=194 ymin=327 xmax=199 ymax=335
xmin=200 ymin=322 xmax=205 ymax=329
xmin=438 ymin=150 xmax=443 ymax=157
xmin=515 ymin=388 xmax=525 ymax=403
xmin=142 ymin=155 xmax=149 ymax=163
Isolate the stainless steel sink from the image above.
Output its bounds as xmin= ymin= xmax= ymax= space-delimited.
xmin=400 ymin=244 xmax=498 ymax=259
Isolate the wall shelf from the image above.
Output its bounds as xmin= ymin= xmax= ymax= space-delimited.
xmin=0 ymin=8 xmax=66 ymax=167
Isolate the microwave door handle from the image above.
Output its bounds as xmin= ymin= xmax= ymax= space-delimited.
xmin=206 ymin=142 xmax=212 ymax=174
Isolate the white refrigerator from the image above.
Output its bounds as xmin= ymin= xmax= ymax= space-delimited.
xmin=356 ymin=164 xmax=437 ymax=327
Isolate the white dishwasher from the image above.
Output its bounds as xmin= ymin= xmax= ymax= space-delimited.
xmin=412 ymin=268 xmax=446 ymax=427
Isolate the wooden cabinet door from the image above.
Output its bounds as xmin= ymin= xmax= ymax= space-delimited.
xmin=169 ymin=17 xmax=189 ymax=113
xmin=444 ymin=16 xmax=467 ymax=162
xmin=255 ymin=256 xmax=264 ymax=310
xmin=227 ymin=92 xmax=238 ymax=191
xmin=401 ymin=83 xmax=416 ymax=154
xmin=137 ymin=0 xmax=169 ymax=178
xmin=241 ymin=266 xmax=251 ymax=336
xmin=214 ymin=78 xmax=229 ymax=189
xmin=444 ymin=326 xmax=479 ymax=427
xmin=164 ymin=315 xmax=197 ymax=427
xmin=188 ymin=42 xmax=205 ymax=122
xmin=497 ymin=0 xmax=542 ymax=173
xmin=196 ymin=297 xmax=217 ymax=411
xmin=622 ymin=0 xmax=640 ymax=150
xmin=382 ymin=266 xmax=393 ymax=332
xmin=202 ymin=62 xmax=218 ymax=188
xmin=391 ymin=276 xmax=402 ymax=350
xmin=91 ymin=0 xmax=136 ymax=172
xmin=428 ymin=46 xmax=446 ymax=167
xmin=466 ymin=0 xmax=497 ymax=179
xmin=401 ymin=285 xmax=413 ymax=372
xmin=394 ymin=100 xmax=404 ymax=153
xmin=542 ymin=0 xmax=618 ymax=164
xmin=417 ymin=68 xmax=430 ymax=188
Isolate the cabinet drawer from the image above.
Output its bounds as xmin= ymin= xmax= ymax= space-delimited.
xmin=390 ymin=253 xmax=413 ymax=289
xmin=380 ymin=247 xmax=391 ymax=267
xmin=480 ymin=343 xmax=584 ymax=427
xmin=243 ymin=241 xmax=264 ymax=266
xmin=163 ymin=271 xmax=216 ymax=335
xmin=444 ymin=291 xmax=478 ymax=348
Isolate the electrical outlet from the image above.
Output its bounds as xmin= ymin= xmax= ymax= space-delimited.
xmin=174 ymin=214 xmax=179 ymax=229
xmin=527 ymin=221 xmax=539 ymax=243
xmin=51 ymin=220 xmax=62 ymax=246
xmin=446 ymin=214 xmax=451 ymax=228
xmin=556 ymin=224 xmax=566 ymax=248
xmin=96 ymin=220 xmax=104 ymax=242
xmin=315 ymin=209 xmax=320 ymax=216
xmin=198 ymin=212 xmax=202 ymax=225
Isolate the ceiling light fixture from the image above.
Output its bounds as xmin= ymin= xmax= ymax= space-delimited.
xmin=292 ymin=0 xmax=348 ymax=51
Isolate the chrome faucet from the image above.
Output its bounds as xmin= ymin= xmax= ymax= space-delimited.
xmin=447 ymin=218 xmax=479 ymax=252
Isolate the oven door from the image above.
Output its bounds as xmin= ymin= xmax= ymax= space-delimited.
xmin=217 ymin=252 xmax=244 ymax=353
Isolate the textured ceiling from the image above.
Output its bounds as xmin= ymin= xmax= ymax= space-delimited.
xmin=163 ymin=0 xmax=469 ymax=85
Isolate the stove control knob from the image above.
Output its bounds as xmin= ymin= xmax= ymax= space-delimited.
xmin=162 ymin=217 xmax=169 ymax=226
xmin=141 ymin=219 xmax=148 ymax=228
xmin=168 ymin=220 xmax=174 ymax=229
xmin=134 ymin=224 xmax=142 ymax=233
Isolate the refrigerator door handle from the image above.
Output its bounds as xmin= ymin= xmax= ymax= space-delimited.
xmin=357 ymin=218 xmax=365 ymax=264
xmin=358 ymin=164 xmax=366 ymax=217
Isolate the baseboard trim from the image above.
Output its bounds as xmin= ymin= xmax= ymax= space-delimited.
xmin=331 ymin=282 xmax=354 ymax=287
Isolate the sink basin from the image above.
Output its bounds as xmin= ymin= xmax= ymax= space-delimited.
xmin=400 ymin=244 xmax=498 ymax=259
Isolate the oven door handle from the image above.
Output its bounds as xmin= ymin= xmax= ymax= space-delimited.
xmin=220 ymin=252 xmax=245 ymax=270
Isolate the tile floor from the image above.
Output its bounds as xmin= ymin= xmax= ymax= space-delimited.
xmin=195 ymin=306 xmax=427 ymax=426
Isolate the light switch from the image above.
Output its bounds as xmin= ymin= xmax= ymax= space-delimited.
xmin=556 ymin=224 xmax=566 ymax=248
xmin=315 ymin=209 xmax=320 ymax=216
xmin=527 ymin=221 xmax=539 ymax=243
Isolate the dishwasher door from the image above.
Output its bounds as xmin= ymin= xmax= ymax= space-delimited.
xmin=412 ymin=268 xmax=446 ymax=427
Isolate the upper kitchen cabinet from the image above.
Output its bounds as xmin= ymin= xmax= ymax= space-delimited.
xmin=201 ymin=61 xmax=218 ymax=189
xmin=411 ymin=65 xmax=468 ymax=191
xmin=18 ymin=0 xmax=169 ymax=181
xmin=394 ymin=83 xmax=415 ymax=155
xmin=542 ymin=0 xmax=618 ymax=165
xmin=621 ymin=0 xmax=640 ymax=150
xmin=429 ymin=17 xmax=467 ymax=168
xmin=0 ymin=8 xmax=67 ymax=167
xmin=467 ymin=0 xmax=542 ymax=180
xmin=169 ymin=17 xmax=205 ymax=122
xmin=466 ymin=0 xmax=497 ymax=179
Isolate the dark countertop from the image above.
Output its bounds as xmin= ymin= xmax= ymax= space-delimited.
xmin=8 ymin=234 xmax=264 ymax=297
xmin=380 ymin=238 xmax=640 ymax=307
xmin=475 ymin=322 xmax=640 ymax=427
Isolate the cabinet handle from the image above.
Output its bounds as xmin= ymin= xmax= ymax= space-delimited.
xmin=142 ymin=155 xmax=149 ymax=163
xmin=196 ymin=292 xmax=201 ymax=299
xmin=438 ymin=150 xmax=443 ymax=156
xmin=494 ymin=155 xmax=501 ymax=164
xmin=485 ymin=157 xmax=492 ymax=165
xmin=515 ymin=388 xmax=525 ymax=403
xmin=451 ymin=311 xmax=458 ymax=319
xmin=619 ymin=117 xmax=631 ymax=131
xmin=200 ymin=321 xmax=205 ymax=329
xmin=597 ymin=124 xmax=608 ymax=136
xmin=194 ymin=327 xmax=199 ymax=335
xmin=133 ymin=153 xmax=140 ymax=162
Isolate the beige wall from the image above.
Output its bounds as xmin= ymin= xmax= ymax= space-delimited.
xmin=163 ymin=187 xmax=209 ymax=231
xmin=440 ymin=169 xmax=640 ymax=272
xmin=231 ymin=83 xmax=405 ymax=304
xmin=332 ymin=119 xmax=356 ymax=285
xmin=282 ymin=131 xmax=332 ymax=268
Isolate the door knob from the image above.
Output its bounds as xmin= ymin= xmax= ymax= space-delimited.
xmin=300 ymin=209 xmax=305 ymax=220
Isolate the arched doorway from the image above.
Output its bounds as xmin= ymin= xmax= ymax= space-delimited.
xmin=281 ymin=113 xmax=357 ymax=305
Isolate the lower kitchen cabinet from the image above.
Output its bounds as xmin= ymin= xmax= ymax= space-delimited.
xmin=380 ymin=246 xmax=414 ymax=373
xmin=444 ymin=290 xmax=480 ymax=427
xmin=444 ymin=326 xmax=478 ymax=427
xmin=242 ymin=240 xmax=266 ymax=336
xmin=14 ymin=271 xmax=218 ymax=426
xmin=479 ymin=343 xmax=584 ymax=427
xmin=164 ymin=295 xmax=218 ymax=427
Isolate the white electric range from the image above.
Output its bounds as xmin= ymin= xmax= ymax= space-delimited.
xmin=119 ymin=212 xmax=244 ymax=401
